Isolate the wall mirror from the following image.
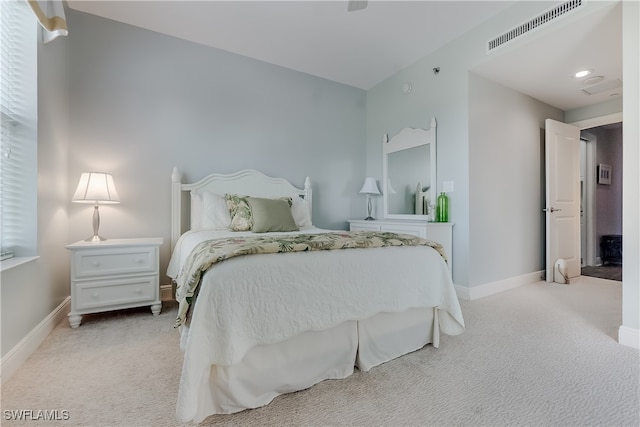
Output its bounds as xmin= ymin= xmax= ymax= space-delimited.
xmin=383 ymin=118 xmax=437 ymax=220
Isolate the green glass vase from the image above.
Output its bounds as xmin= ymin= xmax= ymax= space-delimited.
xmin=436 ymin=192 xmax=449 ymax=222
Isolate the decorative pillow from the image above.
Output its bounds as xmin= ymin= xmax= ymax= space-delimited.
xmin=201 ymin=192 xmax=231 ymax=229
xmin=291 ymin=197 xmax=312 ymax=228
xmin=225 ymin=194 xmax=253 ymax=231
xmin=248 ymin=197 xmax=299 ymax=233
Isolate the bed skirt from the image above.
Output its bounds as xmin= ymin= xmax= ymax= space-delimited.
xmin=182 ymin=306 xmax=437 ymax=423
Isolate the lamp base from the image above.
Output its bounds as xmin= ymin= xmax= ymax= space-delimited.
xmin=85 ymin=234 xmax=107 ymax=243
xmin=85 ymin=204 xmax=107 ymax=242
xmin=364 ymin=196 xmax=376 ymax=221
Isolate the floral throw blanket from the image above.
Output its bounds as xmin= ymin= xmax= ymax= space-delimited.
xmin=174 ymin=231 xmax=447 ymax=328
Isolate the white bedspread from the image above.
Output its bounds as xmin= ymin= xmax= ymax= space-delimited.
xmin=168 ymin=228 xmax=465 ymax=422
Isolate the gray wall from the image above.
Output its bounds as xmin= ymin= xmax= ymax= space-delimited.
xmin=366 ymin=0 xmax=639 ymax=337
xmin=366 ymin=1 xmax=567 ymax=287
xmin=565 ymin=98 xmax=622 ymax=124
xmin=468 ymin=73 xmax=563 ymax=286
xmin=365 ymin=0 xmax=636 ymax=298
xmin=365 ymin=38 xmax=471 ymax=286
xmin=66 ymin=10 xmax=367 ymax=279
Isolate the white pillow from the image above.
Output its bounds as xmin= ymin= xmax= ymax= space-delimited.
xmin=291 ymin=197 xmax=312 ymax=228
xmin=201 ymin=191 xmax=231 ymax=229
xmin=190 ymin=192 xmax=203 ymax=230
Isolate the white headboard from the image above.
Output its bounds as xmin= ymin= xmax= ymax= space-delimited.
xmin=170 ymin=168 xmax=312 ymax=250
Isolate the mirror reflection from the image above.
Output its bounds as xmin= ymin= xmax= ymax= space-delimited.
xmin=382 ymin=119 xmax=437 ymax=219
xmin=386 ymin=145 xmax=431 ymax=215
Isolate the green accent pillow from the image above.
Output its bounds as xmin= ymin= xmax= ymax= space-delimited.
xmin=247 ymin=197 xmax=299 ymax=233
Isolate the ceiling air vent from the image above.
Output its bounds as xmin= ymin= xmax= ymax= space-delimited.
xmin=488 ymin=0 xmax=583 ymax=52
xmin=581 ymin=79 xmax=623 ymax=96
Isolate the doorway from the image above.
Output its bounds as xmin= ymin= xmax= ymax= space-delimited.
xmin=574 ymin=115 xmax=623 ymax=281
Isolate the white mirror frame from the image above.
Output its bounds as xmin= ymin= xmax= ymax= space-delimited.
xmin=382 ymin=117 xmax=437 ymax=220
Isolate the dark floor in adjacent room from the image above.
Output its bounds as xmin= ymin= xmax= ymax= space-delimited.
xmin=581 ymin=264 xmax=622 ymax=281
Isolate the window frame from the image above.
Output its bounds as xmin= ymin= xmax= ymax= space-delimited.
xmin=0 ymin=0 xmax=39 ymax=269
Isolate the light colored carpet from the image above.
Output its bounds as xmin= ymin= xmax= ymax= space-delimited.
xmin=1 ymin=276 xmax=638 ymax=426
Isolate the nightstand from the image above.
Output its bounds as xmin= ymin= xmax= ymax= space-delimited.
xmin=65 ymin=237 xmax=163 ymax=328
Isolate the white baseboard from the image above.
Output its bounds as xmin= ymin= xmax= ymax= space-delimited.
xmin=455 ymin=270 xmax=544 ymax=301
xmin=454 ymin=284 xmax=471 ymax=300
xmin=618 ymin=326 xmax=640 ymax=349
xmin=1 ymin=296 xmax=71 ymax=385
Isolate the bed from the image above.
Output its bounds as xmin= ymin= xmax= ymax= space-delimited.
xmin=167 ymin=168 xmax=465 ymax=423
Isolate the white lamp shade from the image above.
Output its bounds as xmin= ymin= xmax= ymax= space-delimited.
xmin=72 ymin=172 xmax=120 ymax=204
xmin=359 ymin=177 xmax=380 ymax=195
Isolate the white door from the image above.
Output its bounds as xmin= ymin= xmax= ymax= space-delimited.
xmin=545 ymin=119 xmax=581 ymax=282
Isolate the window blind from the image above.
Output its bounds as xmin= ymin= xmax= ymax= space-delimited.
xmin=0 ymin=0 xmax=38 ymax=259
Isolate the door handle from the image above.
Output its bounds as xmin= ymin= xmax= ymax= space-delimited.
xmin=542 ymin=207 xmax=562 ymax=213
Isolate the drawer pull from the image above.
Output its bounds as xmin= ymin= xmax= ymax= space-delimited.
xmin=92 ymin=293 xmax=100 ymax=299
xmin=135 ymin=258 xmax=144 ymax=264
xmin=92 ymin=261 xmax=101 ymax=267
xmin=134 ymin=288 xmax=142 ymax=294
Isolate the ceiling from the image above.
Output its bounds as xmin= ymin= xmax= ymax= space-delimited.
xmin=472 ymin=1 xmax=622 ymax=112
xmin=67 ymin=1 xmax=622 ymax=112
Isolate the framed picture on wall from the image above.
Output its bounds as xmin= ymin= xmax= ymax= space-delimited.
xmin=598 ymin=164 xmax=612 ymax=185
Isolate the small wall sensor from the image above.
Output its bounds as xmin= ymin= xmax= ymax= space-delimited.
xmin=433 ymin=67 xmax=440 ymax=75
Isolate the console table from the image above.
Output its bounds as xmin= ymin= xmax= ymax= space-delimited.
xmin=348 ymin=219 xmax=453 ymax=271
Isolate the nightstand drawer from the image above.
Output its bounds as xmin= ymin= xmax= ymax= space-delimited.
xmin=380 ymin=224 xmax=426 ymax=239
xmin=73 ymin=246 xmax=157 ymax=278
xmin=75 ymin=277 xmax=157 ymax=310
xmin=349 ymin=223 xmax=381 ymax=232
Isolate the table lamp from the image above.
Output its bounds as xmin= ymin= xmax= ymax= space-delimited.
xmin=359 ymin=177 xmax=380 ymax=220
xmin=72 ymin=172 xmax=120 ymax=242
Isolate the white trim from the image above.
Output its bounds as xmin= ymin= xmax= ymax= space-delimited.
xmin=455 ymin=271 xmax=544 ymax=301
xmin=0 ymin=256 xmax=39 ymax=272
xmin=569 ymin=112 xmax=623 ymax=129
xmin=572 ymin=111 xmax=623 ymax=269
xmin=581 ymin=132 xmax=597 ymax=267
xmin=618 ymin=326 xmax=640 ymax=349
xmin=571 ymin=112 xmax=630 ymax=347
xmin=454 ymin=284 xmax=471 ymax=301
xmin=1 ymin=296 xmax=70 ymax=385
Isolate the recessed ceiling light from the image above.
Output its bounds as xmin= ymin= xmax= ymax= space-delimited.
xmin=574 ymin=69 xmax=592 ymax=78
